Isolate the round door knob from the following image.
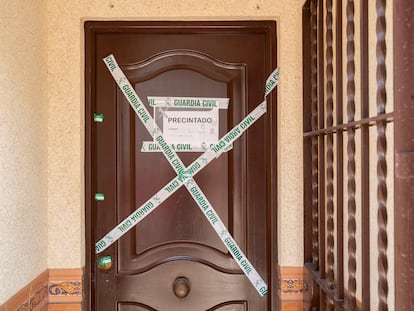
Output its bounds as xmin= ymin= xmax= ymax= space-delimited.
xmin=172 ymin=276 xmax=191 ymax=298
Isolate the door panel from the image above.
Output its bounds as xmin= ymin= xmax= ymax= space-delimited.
xmin=118 ymin=51 xmax=245 ymax=274
xmin=118 ymin=304 xmax=156 ymax=311
xmin=119 ymin=301 xmax=246 ymax=311
xmin=118 ymin=261 xmax=247 ymax=310
xmin=85 ymin=21 xmax=277 ymax=311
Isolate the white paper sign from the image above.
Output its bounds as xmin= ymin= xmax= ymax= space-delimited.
xmin=158 ymin=108 xmax=219 ymax=144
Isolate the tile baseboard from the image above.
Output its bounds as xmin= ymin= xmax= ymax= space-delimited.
xmin=278 ymin=265 xmax=306 ymax=309
xmin=0 ymin=268 xmax=83 ymax=311
xmin=2 ymin=265 xmax=309 ymax=310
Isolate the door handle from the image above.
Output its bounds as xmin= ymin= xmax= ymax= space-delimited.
xmin=172 ymin=276 xmax=191 ymax=298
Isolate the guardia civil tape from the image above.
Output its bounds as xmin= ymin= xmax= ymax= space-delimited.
xmin=148 ymin=96 xmax=229 ymax=109
xmin=95 ymin=99 xmax=266 ymax=255
xmin=96 ymin=100 xmax=267 ymax=254
xmin=98 ymin=54 xmax=278 ymax=296
xmin=141 ymin=141 xmax=233 ymax=153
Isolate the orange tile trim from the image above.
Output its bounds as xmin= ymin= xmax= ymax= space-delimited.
xmin=48 ymin=268 xmax=83 ymax=304
xmin=0 ymin=268 xmax=83 ymax=311
xmin=48 ymin=305 xmax=81 ymax=311
xmin=280 ymin=301 xmax=305 ymax=311
xmin=277 ymin=265 xmax=306 ymax=302
xmin=1 ymin=270 xmax=48 ymax=311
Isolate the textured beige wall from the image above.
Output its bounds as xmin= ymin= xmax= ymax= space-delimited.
xmin=0 ymin=0 xmax=48 ymax=303
xmin=46 ymin=0 xmax=305 ymax=268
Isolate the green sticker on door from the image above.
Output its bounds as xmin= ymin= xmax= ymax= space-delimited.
xmin=95 ymin=193 xmax=105 ymax=201
xmin=98 ymin=255 xmax=112 ymax=271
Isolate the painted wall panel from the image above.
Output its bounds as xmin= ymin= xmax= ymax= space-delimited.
xmin=0 ymin=0 xmax=48 ymax=303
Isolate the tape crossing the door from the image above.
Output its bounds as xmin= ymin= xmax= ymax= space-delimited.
xmin=97 ymin=54 xmax=278 ymax=296
xmin=148 ymin=96 xmax=229 ymax=109
xmin=141 ymin=141 xmax=233 ymax=153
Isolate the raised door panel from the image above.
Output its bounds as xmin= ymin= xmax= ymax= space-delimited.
xmin=117 ymin=50 xmax=247 ymax=274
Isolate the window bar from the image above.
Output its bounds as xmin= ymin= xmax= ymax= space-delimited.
xmin=325 ymin=0 xmax=336 ymax=291
xmin=360 ymin=1 xmax=371 ymax=309
xmin=303 ymin=112 xmax=393 ymax=137
xmin=321 ymin=289 xmax=327 ymax=311
xmin=346 ymin=0 xmax=357 ymax=309
xmin=311 ymin=0 xmax=320 ymax=272
xmin=376 ymin=0 xmax=389 ymax=310
xmin=335 ymin=0 xmax=345 ymax=301
xmin=327 ymin=297 xmax=335 ymax=311
xmin=304 ymin=0 xmax=314 ymax=267
xmin=318 ymin=0 xmax=327 ymax=283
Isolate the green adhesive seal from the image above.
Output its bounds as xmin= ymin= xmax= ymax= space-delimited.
xmin=98 ymin=255 xmax=112 ymax=270
xmin=95 ymin=193 xmax=105 ymax=201
xmin=94 ymin=113 xmax=104 ymax=122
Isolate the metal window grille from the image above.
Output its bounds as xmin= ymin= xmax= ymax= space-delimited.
xmin=303 ymin=0 xmax=393 ymax=310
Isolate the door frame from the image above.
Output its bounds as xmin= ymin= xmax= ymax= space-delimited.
xmin=84 ymin=21 xmax=278 ymax=310
xmin=393 ymin=0 xmax=414 ymax=309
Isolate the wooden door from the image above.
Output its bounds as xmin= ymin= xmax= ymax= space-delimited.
xmin=85 ymin=21 xmax=277 ymax=311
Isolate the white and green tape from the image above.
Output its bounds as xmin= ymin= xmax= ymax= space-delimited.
xmin=97 ymin=54 xmax=278 ymax=296
xmin=186 ymin=178 xmax=268 ymax=295
xmin=148 ymin=96 xmax=229 ymax=109
xmin=265 ymin=68 xmax=279 ymax=97
xmin=141 ymin=141 xmax=233 ymax=153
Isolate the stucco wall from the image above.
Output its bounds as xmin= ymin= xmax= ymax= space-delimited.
xmin=0 ymin=0 xmax=48 ymax=302
xmin=46 ymin=0 xmax=305 ymax=268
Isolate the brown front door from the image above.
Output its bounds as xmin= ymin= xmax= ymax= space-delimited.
xmin=85 ymin=21 xmax=277 ymax=311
